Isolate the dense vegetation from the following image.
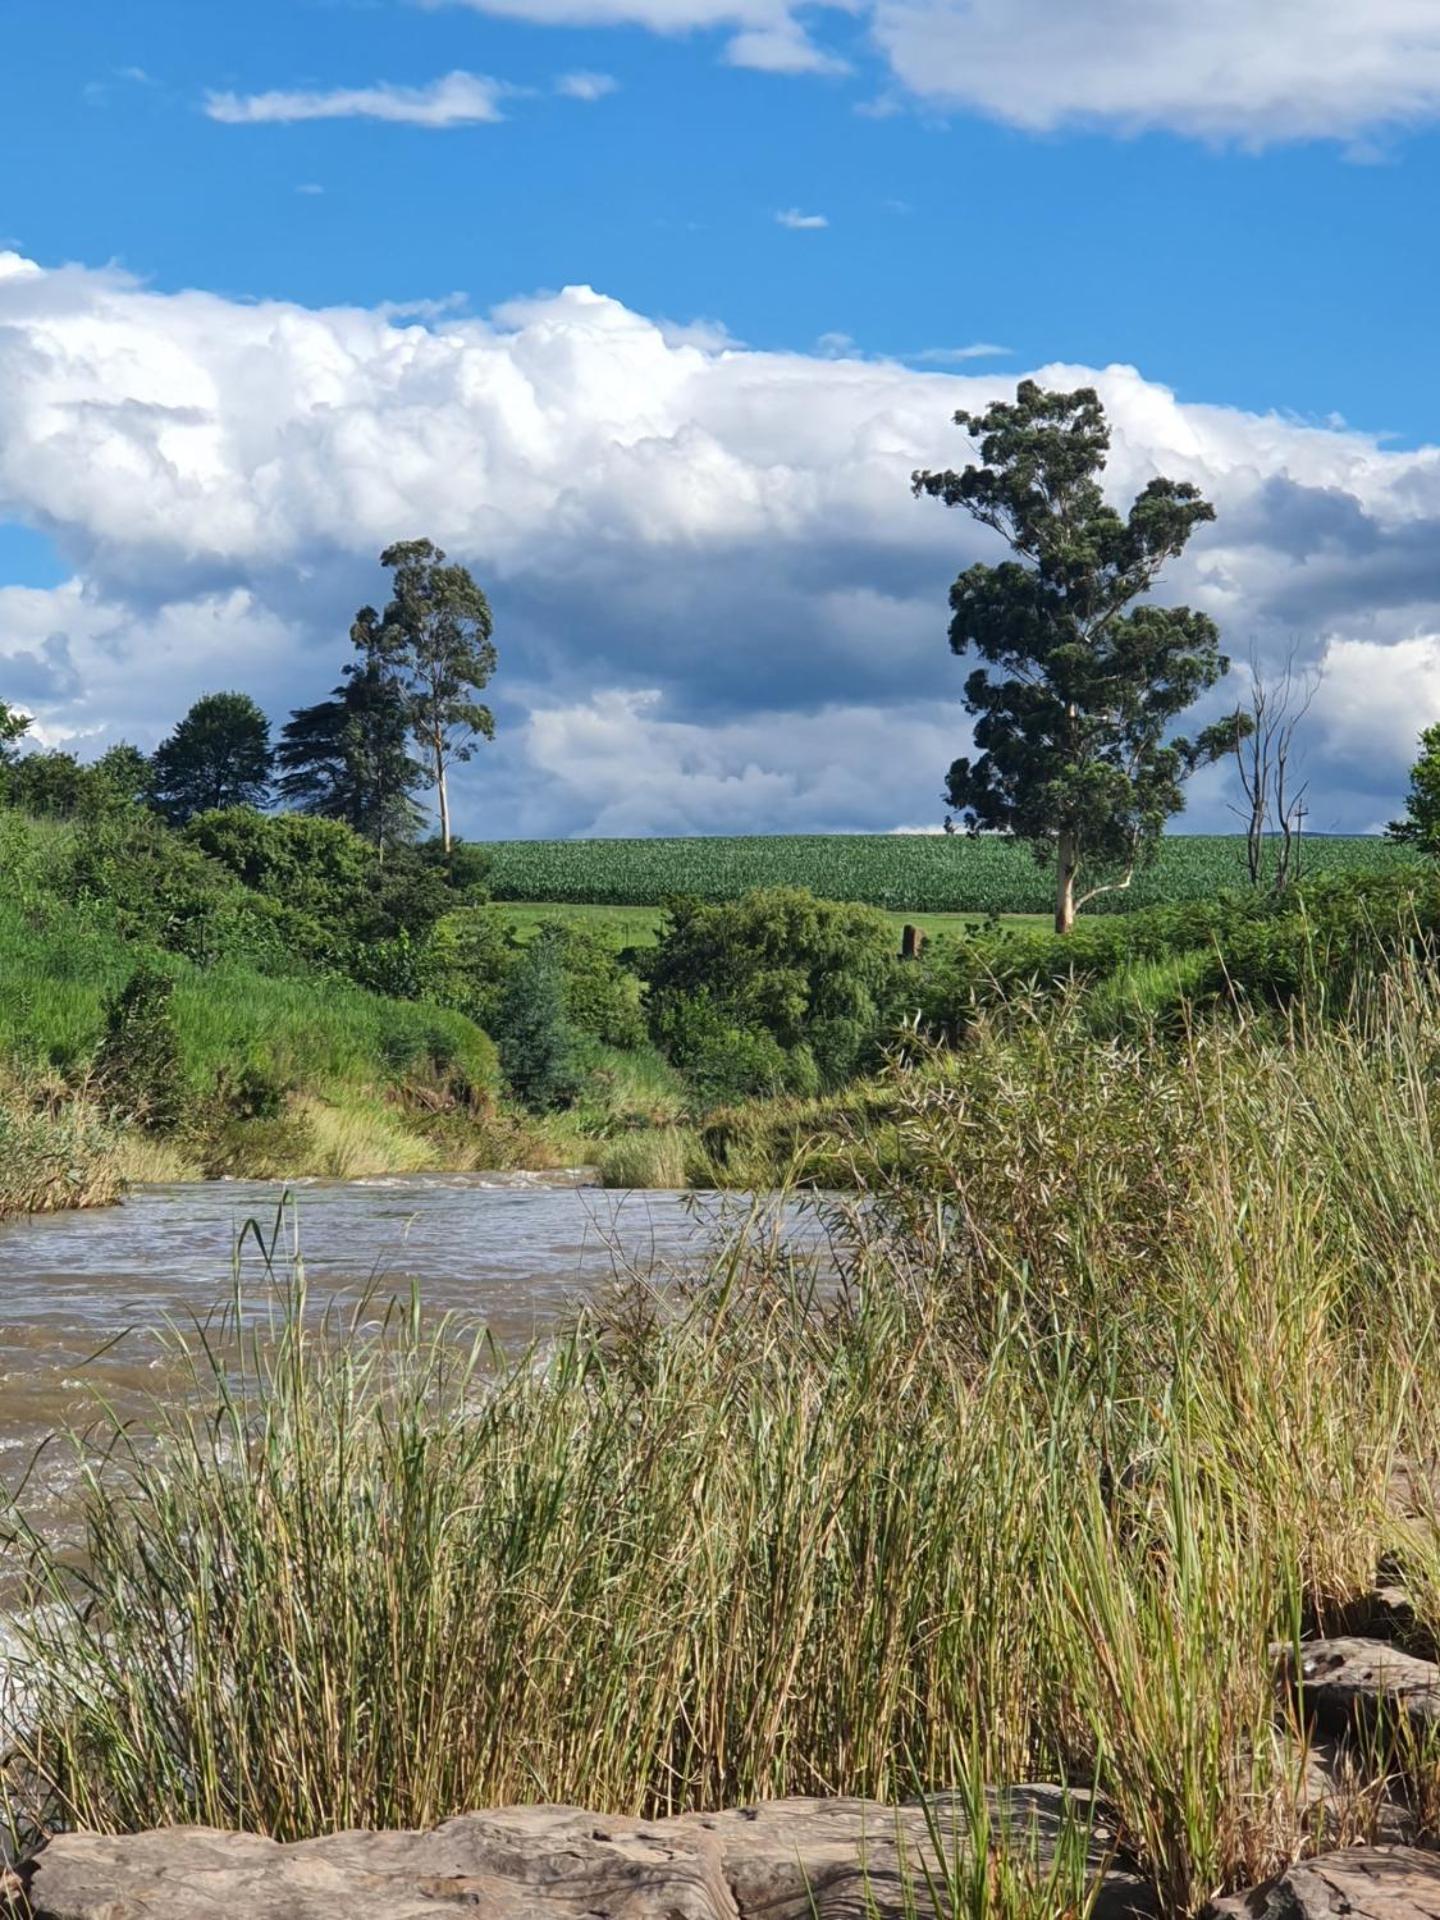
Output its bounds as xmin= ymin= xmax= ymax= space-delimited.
xmin=479 ymin=831 xmax=1417 ymax=912
xmin=1 ymin=740 xmax=1437 ymax=1210
xmin=13 ymin=972 xmax=1440 ymax=1914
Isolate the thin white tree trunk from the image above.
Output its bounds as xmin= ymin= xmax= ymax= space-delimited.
xmin=1055 ymin=831 xmax=1078 ymax=936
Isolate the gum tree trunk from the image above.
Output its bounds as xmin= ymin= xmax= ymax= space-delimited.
xmin=1055 ymin=831 xmax=1078 ymax=936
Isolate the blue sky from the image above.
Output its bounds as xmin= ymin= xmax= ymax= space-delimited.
xmin=4 ymin=0 xmax=1440 ymax=836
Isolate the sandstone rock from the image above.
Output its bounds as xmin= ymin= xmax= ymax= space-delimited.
xmin=1212 ymin=1846 xmax=1440 ymax=1919
xmin=20 ymin=1790 xmax=1153 ymax=1920
xmin=1280 ymin=1638 xmax=1440 ymax=1741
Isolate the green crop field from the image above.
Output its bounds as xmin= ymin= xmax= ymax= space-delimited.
xmin=480 ymin=834 xmax=1417 ymax=917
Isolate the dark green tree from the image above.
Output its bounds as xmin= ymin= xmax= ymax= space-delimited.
xmin=0 ymin=700 xmax=31 ymax=764
xmin=150 ymin=692 xmax=274 ymax=825
xmin=362 ymin=539 xmax=497 ymax=854
xmin=277 ymin=653 xmax=424 ymax=855
xmin=492 ymin=927 xmax=586 ymax=1111
xmin=914 ymin=381 xmax=1246 ymax=934
xmin=1389 ymin=723 xmax=1440 ymax=851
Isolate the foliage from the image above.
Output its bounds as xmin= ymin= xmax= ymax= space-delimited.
xmin=1389 ymin=721 xmax=1440 ymax=851
xmin=542 ymin=918 xmax=646 ymax=1049
xmin=277 ymin=653 xmax=426 ymax=854
xmin=94 ymin=961 xmax=188 ymax=1133
xmin=185 ymin=807 xmax=379 ymax=930
xmin=477 ymin=831 xmax=1416 ymax=914
xmin=914 ymin=381 xmax=1245 ymax=931
xmin=655 ymin=992 xmax=801 ymax=1104
xmin=151 ymin=691 xmax=275 ymax=825
xmin=361 ymin=539 xmax=498 ymax=852
xmin=65 ymin=808 xmax=298 ymax=969
xmin=491 ymin=925 xmax=588 ymax=1110
xmin=426 ymin=906 xmax=642 ymax=1050
xmin=0 ymin=698 xmax=31 ymax=762
xmin=0 ymin=879 xmax=498 ymax=1106
xmin=646 ymin=887 xmax=904 ymax=1095
xmin=0 ymin=745 xmax=150 ymax=819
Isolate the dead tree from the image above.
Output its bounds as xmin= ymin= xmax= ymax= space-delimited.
xmin=1231 ymin=650 xmax=1318 ymax=892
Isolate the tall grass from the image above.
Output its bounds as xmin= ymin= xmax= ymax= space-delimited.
xmin=12 ymin=977 xmax=1440 ymax=1909
xmin=0 ymin=1078 xmax=126 ymax=1216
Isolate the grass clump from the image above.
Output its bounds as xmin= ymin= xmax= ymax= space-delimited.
xmin=0 ymin=1080 xmax=126 ymax=1216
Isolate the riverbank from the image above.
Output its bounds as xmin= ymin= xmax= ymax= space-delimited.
xmin=10 ymin=979 xmax=1440 ymax=1914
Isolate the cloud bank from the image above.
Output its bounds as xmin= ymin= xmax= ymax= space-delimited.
xmin=2 ymin=250 xmax=1439 ymax=836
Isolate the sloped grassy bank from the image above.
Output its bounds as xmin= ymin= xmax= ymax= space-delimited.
xmin=11 ymin=976 xmax=1440 ymax=1914
xmin=0 ymin=890 xmax=562 ymax=1214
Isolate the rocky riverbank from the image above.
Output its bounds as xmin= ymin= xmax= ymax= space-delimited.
xmin=15 ymin=1628 xmax=1440 ymax=1919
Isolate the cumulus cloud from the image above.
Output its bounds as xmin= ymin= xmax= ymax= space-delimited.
xmin=204 ymin=71 xmax=509 ymax=127
xmin=4 ymin=251 xmax=1440 ymax=833
xmin=868 ymin=0 xmax=1440 ymax=143
xmin=775 ymin=207 xmax=828 ymax=228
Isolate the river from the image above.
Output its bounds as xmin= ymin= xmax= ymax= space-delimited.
xmin=0 ymin=1173 xmax=800 ymax=1531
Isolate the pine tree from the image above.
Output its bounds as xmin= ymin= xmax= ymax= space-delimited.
xmin=277 ymin=653 xmax=424 ymax=855
xmin=151 ymin=692 xmax=273 ymax=825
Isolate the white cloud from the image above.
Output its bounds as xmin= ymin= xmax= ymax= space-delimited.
xmin=295 ymin=182 xmax=327 ymax=196
xmin=775 ymin=207 xmax=828 ymax=228
xmin=204 ymin=71 xmax=509 ymax=128
xmin=908 ymin=343 xmax=1011 ymax=364
xmin=425 ymin=0 xmax=846 ymax=80
xmin=7 ymin=254 xmax=1440 ymax=831
xmin=725 ymin=25 xmax=848 ymax=73
xmin=868 ymin=0 xmax=1440 ymax=143
xmin=555 ymin=70 xmax=619 ymax=98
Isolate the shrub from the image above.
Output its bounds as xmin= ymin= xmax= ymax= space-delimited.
xmin=646 ymin=888 xmax=902 ymax=1093
xmin=541 ymin=919 xmax=646 ymax=1049
xmin=423 ymin=907 xmax=517 ymax=1031
xmin=0 ymin=749 xmax=148 ymax=821
xmin=94 ymin=963 xmax=187 ymax=1134
xmin=492 ymin=927 xmax=588 ymax=1110
xmin=185 ymin=808 xmax=378 ymax=924
xmin=657 ymin=992 xmax=803 ymax=1104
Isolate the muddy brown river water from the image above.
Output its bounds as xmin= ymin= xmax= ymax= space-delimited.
xmin=0 ymin=1174 xmax=804 ymax=1530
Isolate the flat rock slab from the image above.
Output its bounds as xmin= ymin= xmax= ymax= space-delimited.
xmin=1282 ymin=1638 xmax=1440 ymax=1739
xmin=1213 ymin=1846 xmax=1440 ymax=1920
xmin=20 ymin=1790 xmax=1153 ymax=1920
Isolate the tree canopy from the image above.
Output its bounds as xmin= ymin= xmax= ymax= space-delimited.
xmin=0 ymin=700 xmax=31 ymax=764
xmin=150 ymin=692 xmax=274 ymax=826
xmin=361 ymin=539 xmax=497 ymax=854
xmin=277 ymin=652 xmax=425 ymax=854
xmin=914 ymin=380 xmax=1244 ymax=934
xmin=1388 ymin=723 xmax=1440 ymax=852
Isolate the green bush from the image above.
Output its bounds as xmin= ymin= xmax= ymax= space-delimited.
xmin=646 ymin=888 xmax=903 ymax=1094
xmin=0 ymin=749 xmax=148 ymax=821
xmin=492 ymin=928 xmax=587 ymax=1110
xmin=94 ymin=962 xmax=187 ymax=1133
